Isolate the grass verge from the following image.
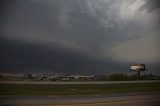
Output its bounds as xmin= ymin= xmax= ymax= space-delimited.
xmin=0 ymin=82 xmax=160 ymax=95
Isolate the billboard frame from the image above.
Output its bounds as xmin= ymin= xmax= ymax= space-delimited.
xmin=130 ymin=64 xmax=146 ymax=80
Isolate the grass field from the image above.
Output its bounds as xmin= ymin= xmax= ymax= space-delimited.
xmin=0 ymin=83 xmax=160 ymax=95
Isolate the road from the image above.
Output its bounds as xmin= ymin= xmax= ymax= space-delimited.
xmin=0 ymin=92 xmax=160 ymax=106
xmin=0 ymin=80 xmax=160 ymax=84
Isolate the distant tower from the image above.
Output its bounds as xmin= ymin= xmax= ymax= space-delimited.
xmin=130 ymin=64 xmax=146 ymax=80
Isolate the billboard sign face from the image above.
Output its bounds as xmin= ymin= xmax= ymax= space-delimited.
xmin=130 ymin=64 xmax=145 ymax=71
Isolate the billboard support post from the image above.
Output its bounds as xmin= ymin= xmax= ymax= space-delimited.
xmin=137 ymin=71 xmax=141 ymax=80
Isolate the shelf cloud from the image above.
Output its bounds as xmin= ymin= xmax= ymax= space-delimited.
xmin=0 ymin=0 xmax=160 ymax=74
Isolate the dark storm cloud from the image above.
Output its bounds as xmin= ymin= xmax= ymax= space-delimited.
xmin=0 ymin=0 xmax=147 ymax=56
xmin=0 ymin=0 xmax=116 ymax=58
xmin=0 ymin=37 xmax=125 ymax=74
xmin=140 ymin=0 xmax=160 ymax=12
xmin=0 ymin=0 xmax=159 ymax=74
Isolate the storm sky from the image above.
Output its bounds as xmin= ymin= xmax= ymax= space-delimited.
xmin=0 ymin=0 xmax=160 ymax=74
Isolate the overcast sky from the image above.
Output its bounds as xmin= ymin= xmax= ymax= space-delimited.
xmin=0 ymin=0 xmax=160 ymax=74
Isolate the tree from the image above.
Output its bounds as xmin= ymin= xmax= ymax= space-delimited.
xmin=27 ymin=73 xmax=33 ymax=79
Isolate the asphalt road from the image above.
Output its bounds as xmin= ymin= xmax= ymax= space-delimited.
xmin=0 ymin=92 xmax=160 ymax=106
xmin=0 ymin=80 xmax=160 ymax=84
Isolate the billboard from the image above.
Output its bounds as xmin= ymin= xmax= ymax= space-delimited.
xmin=130 ymin=64 xmax=145 ymax=71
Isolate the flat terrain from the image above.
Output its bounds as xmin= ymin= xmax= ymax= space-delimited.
xmin=0 ymin=92 xmax=160 ymax=106
xmin=0 ymin=81 xmax=160 ymax=106
xmin=0 ymin=80 xmax=160 ymax=84
xmin=0 ymin=81 xmax=160 ymax=95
